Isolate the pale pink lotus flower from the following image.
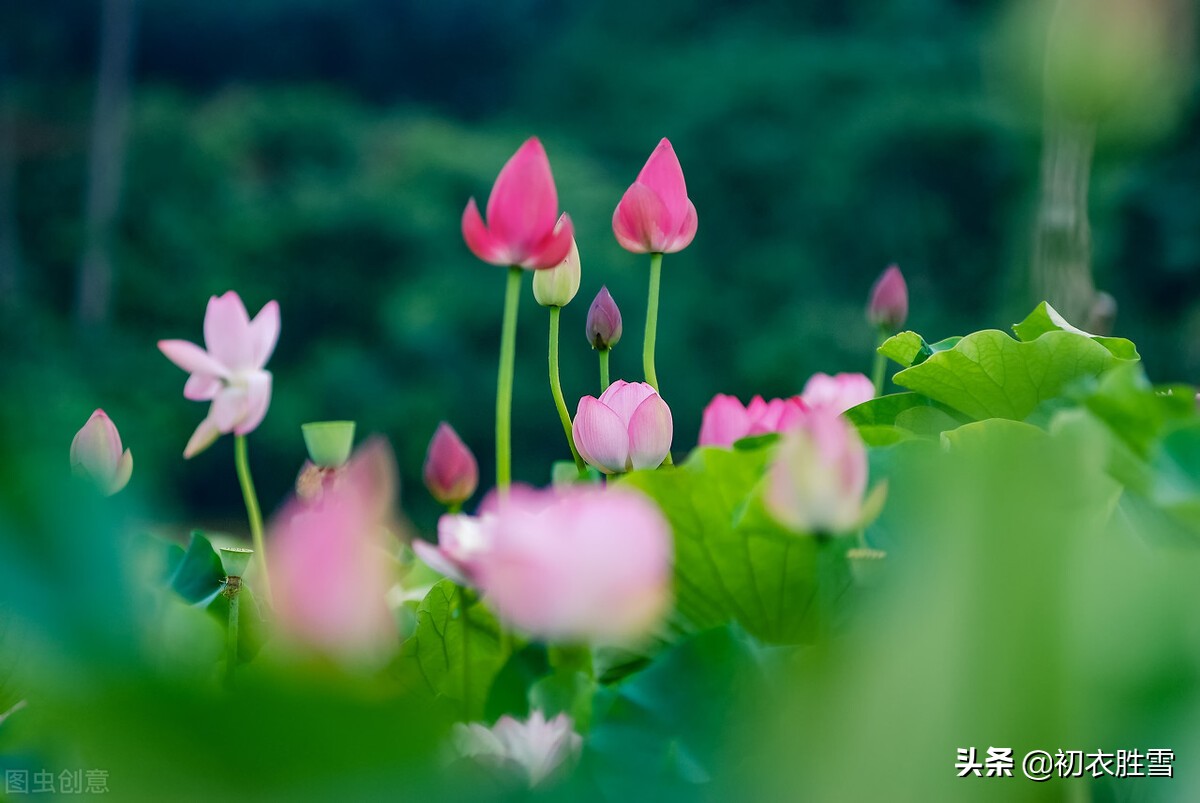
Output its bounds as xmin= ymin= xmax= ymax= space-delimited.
xmin=613 ymin=138 xmax=698 ymax=254
xmin=473 ymin=485 xmax=673 ymax=642
xmin=697 ymin=394 xmax=808 ymax=448
xmin=462 ymin=138 xmax=575 ymax=270
xmin=423 ymin=422 xmax=479 ymax=507
xmin=412 ymin=507 xmax=498 ymax=587
xmin=454 ymin=710 xmax=582 ymax=788
xmin=572 ymin=380 xmax=673 ymax=474
xmin=70 ymin=409 xmax=132 ymax=495
xmin=867 ymin=264 xmax=908 ymax=330
xmin=585 ymin=286 xmax=622 ymax=350
xmin=158 ymin=291 xmax=279 ymax=458
xmin=800 ymin=372 xmax=875 ymax=414
xmin=269 ymin=437 xmax=399 ymax=662
xmin=766 ymin=410 xmax=869 ymax=535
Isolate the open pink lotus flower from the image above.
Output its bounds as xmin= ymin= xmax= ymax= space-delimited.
xmin=462 ymin=138 xmax=575 ymax=270
xmin=413 ymin=507 xmax=497 ymax=587
xmin=70 ymin=409 xmax=132 ymax=495
xmin=766 ymin=410 xmax=870 ymax=535
xmin=572 ymin=380 xmax=673 ymax=474
xmin=613 ymin=138 xmax=698 ymax=254
xmin=800 ymin=372 xmax=875 ymax=413
xmin=270 ymin=437 xmax=399 ymax=662
xmin=470 ymin=485 xmax=673 ymax=643
xmin=158 ymin=291 xmax=279 ymax=458
xmin=697 ymin=394 xmax=808 ymax=448
xmin=423 ymin=422 xmax=478 ymax=507
xmin=454 ymin=710 xmax=582 ymax=789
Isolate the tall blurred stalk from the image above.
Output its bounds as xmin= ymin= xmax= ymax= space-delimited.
xmin=0 ymin=52 xmax=20 ymax=312
xmin=75 ymin=0 xmax=137 ymax=327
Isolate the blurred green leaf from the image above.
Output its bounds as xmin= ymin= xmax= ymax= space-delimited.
xmin=484 ymin=642 xmax=550 ymax=723
xmin=398 ymin=580 xmax=510 ymax=720
xmin=845 ymin=392 xmax=966 ymax=431
xmin=621 ymin=447 xmax=849 ymax=644
xmin=168 ymin=532 xmax=226 ymax=606
xmin=892 ymin=329 xmax=1130 ymax=420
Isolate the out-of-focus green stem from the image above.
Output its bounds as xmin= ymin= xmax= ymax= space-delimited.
xmin=871 ymin=330 xmax=889 ymax=397
xmin=234 ymin=435 xmax=270 ymax=601
xmin=549 ymin=306 xmax=586 ymax=476
xmin=224 ymin=577 xmax=241 ymax=688
xmin=496 ymin=266 xmax=523 ymax=493
xmin=598 ymin=349 xmax=610 ymax=393
xmin=642 ymin=252 xmax=663 ymax=393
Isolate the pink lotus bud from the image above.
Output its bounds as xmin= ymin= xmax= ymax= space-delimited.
xmin=472 ymin=485 xmax=672 ymax=642
xmin=423 ymin=423 xmax=479 ymax=507
xmin=612 ymin=138 xmax=698 ymax=254
xmin=461 ymin=138 xmax=575 ymax=270
xmin=585 ymin=286 xmax=622 ymax=350
xmin=269 ymin=437 xmax=399 ymax=663
xmin=532 ymin=233 xmax=581 ymax=307
xmin=867 ymin=264 xmax=908 ymax=330
xmin=800 ymin=373 xmax=875 ymax=414
xmin=70 ymin=409 xmax=132 ymax=495
xmin=454 ymin=710 xmax=582 ymax=788
xmin=572 ymin=380 xmax=673 ymax=474
xmin=765 ymin=410 xmax=869 ymax=535
xmin=158 ymin=291 xmax=280 ymax=458
xmin=697 ymin=394 xmax=807 ymax=448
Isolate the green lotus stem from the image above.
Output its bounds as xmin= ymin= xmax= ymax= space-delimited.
xmin=871 ymin=330 xmax=889 ymax=397
xmin=496 ymin=266 xmax=523 ymax=493
xmin=549 ymin=306 xmax=586 ymax=476
xmin=599 ymin=349 xmax=610 ymax=393
xmin=234 ymin=435 xmax=270 ymax=600
xmin=642 ymin=252 xmax=663 ymax=393
xmin=224 ymin=577 xmax=241 ymax=688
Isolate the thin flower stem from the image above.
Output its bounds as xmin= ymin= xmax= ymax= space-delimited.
xmin=224 ymin=577 xmax=241 ymax=688
xmin=598 ymin=349 xmax=610 ymax=393
xmin=871 ymin=330 xmax=889 ymax=397
xmin=234 ymin=435 xmax=270 ymax=601
xmin=549 ymin=306 xmax=587 ymax=476
xmin=496 ymin=266 xmax=523 ymax=493
xmin=642 ymin=252 xmax=663 ymax=393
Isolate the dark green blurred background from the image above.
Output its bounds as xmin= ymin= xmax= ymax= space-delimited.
xmin=2 ymin=0 xmax=1198 ymax=535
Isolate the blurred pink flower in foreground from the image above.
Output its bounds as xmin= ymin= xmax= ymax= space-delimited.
xmin=572 ymin=380 xmax=673 ymax=474
xmin=462 ymin=138 xmax=575 ymax=270
xmin=613 ymin=138 xmax=698 ymax=254
xmin=697 ymin=394 xmax=808 ymax=448
xmin=423 ymin=423 xmax=478 ymax=507
xmin=464 ymin=485 xmax=672 ymax=643
xmin=70 ymin=409 xmax=132 ymax=495
xmin=454 ymin=710 xmax=581 ymax=788
xmin=867 ymin=264 xmax=908 ymax=331
xmin=158 ymin=291 xmax=279 ymax=458
xmin=800 ymin=372 xmax=875 ymax=414
xmin=270 ymin=437 xmax=399 ymax=662
xmin=766 ymin=410 xmax=869 ymax=535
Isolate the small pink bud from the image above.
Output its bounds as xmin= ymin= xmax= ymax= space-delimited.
xmin=697 ymin=394 xmax=807 ymax=448
xmin=572 ymin=380 xmax=672 ymax=474
xmin=423 ymin=423 xmax=479 ymax=507
xmin=461 ymin=138 xmax=575 ymax=270
xmin=612 ymin=138 xmax=698 ymax=255
xmin=70 ymin=409 xmax=132 ymax=495
xmin=867 ymin=264 xmax=908 ymax=330
xmin=765 ymin=410 xmax=869 ymax=535
xmin=800 ymin=373 xmax=875 ymax=414
xmin=585 ymin=286 xmax=622 ymax=350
